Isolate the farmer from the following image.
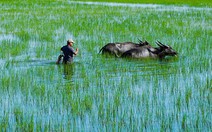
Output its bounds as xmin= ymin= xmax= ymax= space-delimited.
xmin=56 ymin=39 xmax=79 ymax=64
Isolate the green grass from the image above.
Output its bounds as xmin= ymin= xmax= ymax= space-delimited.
xmin=0 ymin=0 xmax=211 ymax=131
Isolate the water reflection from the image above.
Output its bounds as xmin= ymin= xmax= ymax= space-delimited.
xmin=63 ymin=64 xmax=74 ymax=80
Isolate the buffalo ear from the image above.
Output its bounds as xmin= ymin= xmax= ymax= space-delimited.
xmin=144 ymin=40 xmax=149 ymax=45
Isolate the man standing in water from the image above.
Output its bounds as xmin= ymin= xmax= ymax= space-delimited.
xmin=56 ymin=39 xmax=79 ymax=64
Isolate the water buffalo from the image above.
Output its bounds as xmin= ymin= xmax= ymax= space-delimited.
xmin=99 ymin=39 xmax=149 ymax=57
xmin=121 ymin=41 xmax=177 ymax=59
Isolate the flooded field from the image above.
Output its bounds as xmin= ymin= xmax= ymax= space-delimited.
xmin=0 ymin=1 xmax=211 ymax=131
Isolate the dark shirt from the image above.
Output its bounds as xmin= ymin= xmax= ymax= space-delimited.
xmin=61 ymin=45 xmax=75 ymax=64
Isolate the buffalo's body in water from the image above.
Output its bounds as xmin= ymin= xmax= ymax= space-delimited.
xmin=99 ymin=40 xmax=149 ymax=57
xmin=121 ymin=41 xmax=177 ymax=59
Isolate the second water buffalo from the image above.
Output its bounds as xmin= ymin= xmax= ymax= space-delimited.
xmin=121 ymin=41 xmax=177 ymax=59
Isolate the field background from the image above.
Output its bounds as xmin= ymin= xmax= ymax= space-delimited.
xmin=78 ymin=0 xmax=212 ymax=7
xmin=0 ymin=0 xmax=211 ymax=131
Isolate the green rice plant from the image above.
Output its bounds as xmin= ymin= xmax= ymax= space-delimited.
xmin=176 ymin=96 xmax=182 ymax=111
xmin=185 ymin=88 xmax=192 ymax=107
xmin=14 ymin=108 xmax=24 ymax=131
xmin=0 ymin=113 xmax=9 ymax=132
xmin=181 ymin=114 xmax=187 ymax=130
xmin=82 ymin=95 xmax=93 ymax=111
xmin=0 ymin=40 xmax=28 ymax=59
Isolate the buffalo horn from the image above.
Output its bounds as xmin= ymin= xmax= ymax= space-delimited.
xmin=156 ymin=41 xmax=163 ymax=47
xmin=156 ymin=41 xmax=169 ymax=48
xmin=138 ymin=38 xmax=143 ymax=44
xmin=158 ymin=41 xmax=169 ymax=48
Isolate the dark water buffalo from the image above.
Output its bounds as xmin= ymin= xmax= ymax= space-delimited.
xmin=121 ymin=41 xmax=177 ymax=59
xmin=99 ymin=40 xmax=149 ymax=57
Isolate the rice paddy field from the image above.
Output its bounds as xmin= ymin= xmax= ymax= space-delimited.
xmin=0 ymin=0 xmax=211 ymax=131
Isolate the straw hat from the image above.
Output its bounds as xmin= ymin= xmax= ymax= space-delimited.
xmin=67 ymin=39 xmax=74 ymax=43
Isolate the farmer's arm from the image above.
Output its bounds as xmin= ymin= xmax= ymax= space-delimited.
xmin=74 ymin=48 xmax=79 ymax=55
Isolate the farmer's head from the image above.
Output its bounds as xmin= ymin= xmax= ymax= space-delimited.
xmin=67 ymin=39 xmax=74 ymax=46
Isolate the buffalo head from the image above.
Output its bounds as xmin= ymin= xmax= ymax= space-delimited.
xmin=148 ymin=41 xmax=178 ymax=59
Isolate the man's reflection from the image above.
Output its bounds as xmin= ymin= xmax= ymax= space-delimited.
xmin=63 ymin=64 xmax=74 ymax=80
